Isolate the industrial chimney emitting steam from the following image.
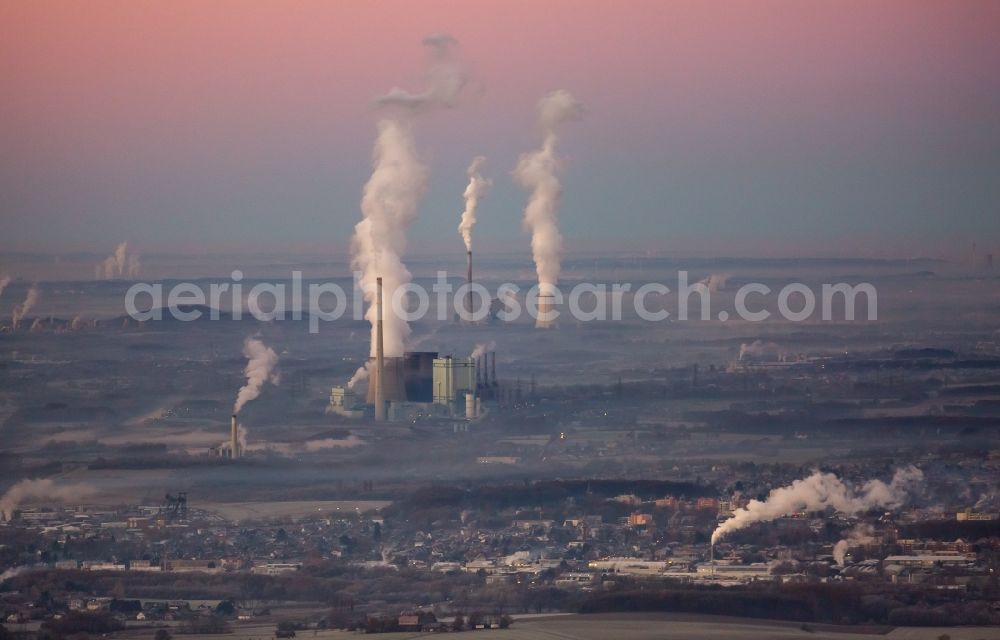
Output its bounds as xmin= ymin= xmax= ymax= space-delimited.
xmin=457 ymin=156 xmax=491 ymax=324
xmin=364 ymin=277 xmax=409 ymax=416
xmin=230 ymin=414 xmax=239 ymax=459
xmin=466 ymin=250 xmax=473 ymax=320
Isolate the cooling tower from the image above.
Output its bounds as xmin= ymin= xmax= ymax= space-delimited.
xmin=230 ymin=414 xmax=239 ymax=459
xmin=367 ymin=356 xmax=407 ymax=405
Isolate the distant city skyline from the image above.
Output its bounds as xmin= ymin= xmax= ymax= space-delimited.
xmin=1 ymin=1 xmax=998 ymax=261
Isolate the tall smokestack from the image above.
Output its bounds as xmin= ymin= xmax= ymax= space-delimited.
xmin=491 ymin=351 xmax=497 ymax=388
xmin=230 ymin=415 xmax=239 ymax=459
xmin=466 ymin=250 xmax=473 ymax=320
xmin=458 ymin=156 xmax=491 ymax=322
xmin=375 ymin=277 xmax=386 ymax=421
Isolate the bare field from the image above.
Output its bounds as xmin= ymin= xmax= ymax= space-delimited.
xmin=486 ymin=615 xmax=1000 ymax=640
xmin=115 ymin=614 xmax=1000 ymax=640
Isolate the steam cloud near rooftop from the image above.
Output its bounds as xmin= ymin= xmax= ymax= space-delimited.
xmin=711 ymin=467 xmax=923 ymax=545
xmin=0 ymin=479 xmax=95 ymax=521
xmin=233 ymin=336 xmax=280 ymax=414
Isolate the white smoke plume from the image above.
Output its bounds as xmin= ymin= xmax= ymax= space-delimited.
xmin=514 ymin=90 xmax=583 ymax=289
xmin=698 ymin=273 xmax=730 ymax=293
xmin=833 ymin=523 xmax=876 ymax=566
xmin=347 ymin=362 xmax=371 ymax=389
xmin=738 ymin=340 xmax=780 ymax=361
xmin=238 ymin=424 xmax=248 ymax=453
xmin=12 ymin=284 xmax=40 ymax=331
xmin=96 ymin=241 xmax=141 ymax=280
xmin=470 ymin=340 xmax=496 ymax=360
xmin=0 ymin=566 xmax=32 ymax=584
xmin=374 ymin=33 xmax=466 ymax=112
xmin=0 ymin=275 xmax=11 ymax=300
xmin=352 ymin=120 xmax=426 ymax=358
xmin=0 ymin=478 xmax=96 ymax=521
xmin=233 ymin=336 xmax=280 ymax=414
xmin=458 ymin=156 xmax=492 ymax=251
xmin=353 ymin=34 xmax=466 ymax=359
xmin=711 ymin=466 xmax=923 ymax=545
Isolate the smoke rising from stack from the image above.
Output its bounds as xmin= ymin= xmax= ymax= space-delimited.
xmin=0 ymin=566 xmax=32 ymax=584
xmin=96 ymin=241 xmax=141 ymax=280
xmin=458 ymin=156 xmax=492 ymax=251
xmin=698 ymin=273 xmax=730 ymax=293
xmin=352 ymin=120 xmax=426 ymax=358
xmin=833 ymin=523 xmax=876 ymax=566
xmin=515 ymin=90 xmax=583 ymax=292
xmin=12 ymin=284 xmax=40 ymax=331
xmin=374 ymin=33 xmax=466 ymax=112
xmin=352 ymin=34 xmax=466 ymax=359
xmin=711 ymin=466 xmax=923 ymax=545
xmin=347 ymin=363 xmax=370 ymax=389
xmin=738 ymin=340 xmax=780 ymax=361
xmin=470 ymin=341 xmax=496 ymax=360
xmin=0 ymin=478 xmax=95 ymax=521
xmin=0 ymin=275 xmax=11 ymax=300
xmin=233 ymin=336 xmax=280 ymax=414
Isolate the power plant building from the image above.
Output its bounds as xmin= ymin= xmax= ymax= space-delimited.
xmin=433 ymin=356 xmax=475 ymax=405
xmin=329 ymin=386 xmax=365 ymax=418
xmin=330 ymin=386 xmax=359 ymax=408
xmin=403 ymin=351 xmax=437 ymax=403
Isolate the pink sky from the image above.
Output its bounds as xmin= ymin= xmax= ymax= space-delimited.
xmin=1 ymin=1 xmax=998 ymax=258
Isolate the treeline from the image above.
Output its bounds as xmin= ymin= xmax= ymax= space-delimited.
xmin=3 ymin=569 xmax=350 ymax=602
xmin=41 ymin=611 xmax=124 ymax=635
xmin=389 ymin=478 xmax=712 ymax=515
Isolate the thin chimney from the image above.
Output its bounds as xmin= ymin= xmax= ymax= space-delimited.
xmin=466 ymin=250 xmax=473 ymax=321
xmin=375 ymin=277 xmax=386 ymax=421
xmin=230 ymin=414 xmax=239 ymax=459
